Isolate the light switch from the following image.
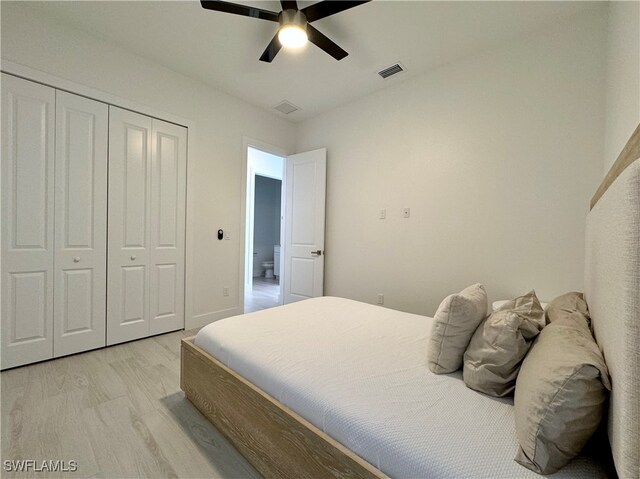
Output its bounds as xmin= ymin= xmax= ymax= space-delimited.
xmin=224 ymin=230 xmax=231 ymax=240
xmin=403 ymin=208 xmax=410 ymax=218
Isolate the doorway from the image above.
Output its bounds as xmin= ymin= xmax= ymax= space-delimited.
xmin=244 ymin=147 xmax=285 ymax=313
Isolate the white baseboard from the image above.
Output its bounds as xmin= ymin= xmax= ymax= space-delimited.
xmin=186 ymin=306 xmax=243 ymax=330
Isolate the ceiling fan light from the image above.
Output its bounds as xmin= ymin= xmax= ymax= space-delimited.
xmin=278 ymin=25 xmax=308 ymax=49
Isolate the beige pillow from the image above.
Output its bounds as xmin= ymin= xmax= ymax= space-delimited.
xmin=427 ymin=284 xmax=487 ymax=374
xmin=493 ymin=299 xmax=548 ymax=312
xmin=463 ymin=291 xmax=545 ymax=397
xmin=545 ymin=291 xmax=590 ymax=326
xmin=514 ymin=301 xmax=611 ymax=475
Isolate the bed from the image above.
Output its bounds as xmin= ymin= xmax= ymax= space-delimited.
xmin=181 ymin=124 xmax=639 ymax=479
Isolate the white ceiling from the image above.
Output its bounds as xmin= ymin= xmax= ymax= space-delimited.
xmin=25 ymin=1 xmax=602 ymax=122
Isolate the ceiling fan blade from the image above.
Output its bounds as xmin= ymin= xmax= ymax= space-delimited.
xmin=280 ymin=0 xmax=298 ymax=10
xmin=259 ymin=33 xmax=283 ymax=63
xmin=200 ymin=1 xmax=279 ymax=22
xmin=301 ymin=0 xmax=371 ymax=23
xmin=306 ymin=24 xmax=348 ymax=60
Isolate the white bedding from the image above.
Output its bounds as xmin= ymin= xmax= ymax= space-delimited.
xmin=195 ymin=296 xmax=609 ymax=479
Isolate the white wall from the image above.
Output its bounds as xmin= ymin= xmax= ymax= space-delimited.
xmin=1 ymin=3 xmax=615 ymax=322
xmin=296 ymin=10 xmax=608 ymax=316
xmin=248 ymin=147 xmax=285 ymax=179
xmin=603 ymin=1 xmax=640 ymax=173
xmin=0 ymin=3 xmax=296 ymax=327
xmin=253 ymin=176 xmax=282 ymax=276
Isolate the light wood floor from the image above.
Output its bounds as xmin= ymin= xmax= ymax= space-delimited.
xmin=244 ymin=277 xmax=281 ymax=313
xmin=1 ymin=330 xmax=261 ymax=479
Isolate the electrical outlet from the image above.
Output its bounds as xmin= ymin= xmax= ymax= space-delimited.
xmin=224 ymin=230 xmax=231 ymax=240
xmin=402 ymin=207 xmax=410 ymax=218
xmin=223 ymin=286 xmax=229 ymax=297
xmin=379 ymin=208 xmax=386 ymax=219
xmin=377 ymin=293 xmax=384 ymax=305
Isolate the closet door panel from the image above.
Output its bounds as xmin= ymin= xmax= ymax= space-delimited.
xmin=7 ymin=271 xmax=48 ymax=341
xmin=123 ymin=126 xmax=149 ymax=248
xmin=121 ymin=265 xmax=146 ymax=322
xmin=107 ymin=107 xmax=152 ymax=345
xmin=149 ymin=120 xmax=186 ymax=335
xmin=1 ymin=74 xmax=55 ymax=369
xmin=54 ymin=91 xmax=108 ymax=357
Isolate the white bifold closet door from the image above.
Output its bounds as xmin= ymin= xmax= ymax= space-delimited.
xmin=1 ymin=77 xmax=108 ymax=369
xmin=54 ymin=91 xmax=108 ymax=357
xmin=1 ymin=74 xmax=56 ymax=369
xmin=107 ymin=107 xmax=186 ymax=345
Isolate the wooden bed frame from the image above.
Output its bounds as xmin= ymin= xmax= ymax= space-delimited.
xmin=181 ymin=337 xmax=388 ymax=479
xmin=181 ymin=124 xmax=640 ymax=479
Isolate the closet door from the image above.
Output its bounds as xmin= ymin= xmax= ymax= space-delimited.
xmin=1 ymin=74 xmax=56 ymax=369
xmin=53 ymin=91 xmax=108 ymax=357
xmin=149 ymin=119 xmax=187 ymax=335
xmin=107 ymin=107 xmax=152 ymax=345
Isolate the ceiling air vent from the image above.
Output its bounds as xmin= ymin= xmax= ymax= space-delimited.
xmin=274 ymin=100 xmax=300 ymax=115
xmin=378 ymin=63 xmax=405 ymax=79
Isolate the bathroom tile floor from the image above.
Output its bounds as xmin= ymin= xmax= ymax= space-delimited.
xmin=244 ymin=277 xmax=281 ymax=313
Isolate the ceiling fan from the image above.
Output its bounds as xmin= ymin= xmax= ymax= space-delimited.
xmin=200 ymin=0 xmax=371 ymax=62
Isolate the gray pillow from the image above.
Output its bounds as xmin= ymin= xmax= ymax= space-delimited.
xmin=514 ymin=297 xmax=611 ymax=475
xmin=463 ymin=291 xmax=545 ymax=397
xmin=427 ymin=284 xmax=487 ymax=374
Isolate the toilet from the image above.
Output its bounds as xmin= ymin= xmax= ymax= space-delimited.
xmin=261 ymin=260 xmax=274 ymax=279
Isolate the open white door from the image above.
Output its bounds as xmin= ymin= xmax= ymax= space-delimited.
xmin=283 ymin=148 xmax=326 ymax=304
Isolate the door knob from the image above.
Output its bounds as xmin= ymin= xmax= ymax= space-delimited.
xmin=311 ymin=250 xmax=323 ymax=256
xmin=130 ymin=255 xmax=136 ymax=261
xmin=73 ymin=257 xmax=81 ymax=263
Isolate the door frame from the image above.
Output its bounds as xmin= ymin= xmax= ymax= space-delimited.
xmin=240 ymin=138 xmax=290 ymax=312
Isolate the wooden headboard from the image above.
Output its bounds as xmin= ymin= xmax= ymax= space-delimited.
xmin=584 ymin=123 xmax=640 ymax=479
xmin=591 ymin=123 xmax=640 ymax=209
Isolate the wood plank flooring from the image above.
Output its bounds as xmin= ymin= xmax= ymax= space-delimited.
xmin=1 ymin=330 xmax=261 ymax=479
xmin=244 ymin=278 xmax=281 ymax=313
